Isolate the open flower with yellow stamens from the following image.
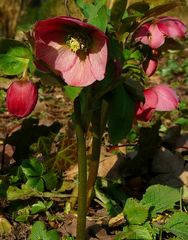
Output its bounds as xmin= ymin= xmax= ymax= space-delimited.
xmin=33 ymin=16 xmax=108 ymax=87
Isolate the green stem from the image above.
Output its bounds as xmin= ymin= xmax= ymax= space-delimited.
xmin=87 ymin=100 xmax=109 ymax=208
xmin=74 ymin=97 xmax=87 ymax=240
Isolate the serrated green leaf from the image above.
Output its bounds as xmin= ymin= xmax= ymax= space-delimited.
xmin=108 ymin=85 xmax=135 ymax=144
xmin=117 ymin=225 xmax=152 ymax=240
xmin=21 ymin=158 xmax=44 ymax=177
xmin=141 ymin=185 xmax=180 ymax=217
xmin=123 ymin=198 xmax=149 ymax=225
xmin=164 ymin=212 xmax=188 ymax=239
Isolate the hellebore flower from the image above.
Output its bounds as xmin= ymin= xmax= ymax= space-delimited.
xmin=6 ymin=80 xmax=38 ymax=118
xmin=143 ymin=58 xmax=158 ymax=77
xmin=136 ymin=84 xmax=179 ymax=121
xmin=134 ymin=16 xmax=186 ymax=49
xmin=33 ymin=16 xmax=108 ymax=87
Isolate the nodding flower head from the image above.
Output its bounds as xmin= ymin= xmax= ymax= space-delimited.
xmin=135 ymin=84 xmax=179 ymax=121
xmin=134 ymin=16 xmax=186 ymax=49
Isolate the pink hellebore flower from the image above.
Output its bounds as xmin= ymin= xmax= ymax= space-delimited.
xmin=136 ymin=84 xmax=179 ymax=121
xmin=134 ymin=16 xmax=186 ymax=49
xmin=33 ymin=16 xmax=108 ymax=87
xmin=6 ymin=80 xmax=38 ymax=118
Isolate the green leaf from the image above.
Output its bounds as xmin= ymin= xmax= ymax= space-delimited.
xmin=95 ymin=179 xmax=121 ymax=216
xmin=0 ymin=39 xmax=34 ymax=76
xmin=164 ymin=212 xmax=188 ymax=239
xmin=7 ymin=185 xmax=37 ymax=201
xmin=0 ymin=216 xmax=12 ymax=235
xmin=116 ymin=225 xmax=152 ymax=240
xmin=141 ymin=185 xmax=180 ymax=217
xmin=144 ymin=2 xmax=179 ymax=19
xmin=29 ymin=221 xmax=48 ymax=240
xmin=175 ymin=117 xmax=188 ymax=126
xmin=26 ymin=177 xmax=44 ymax=192
xmin=21 ymin=158 xmax=44 ymax=177
xmin=110 ymin=0 xmax=128 ymax=25
xmin=31 ymin=200 xmax=53 ymax=214
xmin=127 ymin=2 xmax=150 ymax=14
xmin=29 ymin=221 xmax=60 ymax=240
xmin=64 ymin=86 xmax=82 ymax=101
xmin=123 ymin=198 xmax=149 ymax=225
xmin=42 ymin=171 xmax=57 ymax=191
xmin=15 ymin=206 xmax=30 ymax=222
xmin=108 ymin=85 xmax=135 ymax=144
xmin=46 ymin=229 xmax=60 ymax=240
xmin=88 ymin=5 xmax=109 ymax=32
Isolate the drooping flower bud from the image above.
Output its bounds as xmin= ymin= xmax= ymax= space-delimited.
xmin=6 ymin=80 xmax=38 ymax=118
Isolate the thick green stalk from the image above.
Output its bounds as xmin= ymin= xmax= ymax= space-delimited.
xmin=87 ymin=100 xmax=109 ymax=208
xmin=74 ymin=97 xmax=87 ymax=240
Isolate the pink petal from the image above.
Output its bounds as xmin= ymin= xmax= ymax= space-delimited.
xmin=143 ymin=58 xmax=158 ymax=77
xmin=151 ymin=84 xmax=179 ymax=111
xmin=62 ymin=56 xmax=96 ymax=87
xmin=88 ymin=31 xmax=108 ymax=80
xmin=147 ymin=24 xmax=165 ymax=48
xmin=35 ymin=41 xmax=59 ymax=71
xmin=158 ymin=17 xmax=186 ymax=39
xmin=36 ymin=41 xmax=77 ymax=73
xmin=135 ymin=89 xmax=158 ymax=121
xmin=55 ymin=47 xmax=77 ymax=72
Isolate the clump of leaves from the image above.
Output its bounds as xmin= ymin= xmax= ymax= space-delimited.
xmin=112 ymin=184 xmax=188 ymax=240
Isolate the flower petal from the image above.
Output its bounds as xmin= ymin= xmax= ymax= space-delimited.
xmin=147 ymin=24 xmax=165 ymax=48
xmin=35 ymin=41 xmax=59 ymax=71
xmin=135 ymin=89 xmax=158 ymax=121
xmin=88 ymin=31 xmax=108 ymax=80
xmin=158 ymin=17 xmax=186 ymax=39
xmin=55 ymin=47 xmax=77 ymax=72
xmin=62 ymin=56 xmax=96 ymax=87
xmin=143 ymin=58 xmax=158 ymax=77
xmin=151 ymin=84 xmax=179 ymax=111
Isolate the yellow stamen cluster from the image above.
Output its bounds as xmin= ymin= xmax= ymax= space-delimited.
xmin=66 ymin=32 xmax=89 ymax=53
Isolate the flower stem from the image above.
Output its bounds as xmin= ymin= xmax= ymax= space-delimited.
xmin=74 ymin=97 xmax=87 ymax=240
xmin=87 ymin=100 xmax=109 ymax=208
